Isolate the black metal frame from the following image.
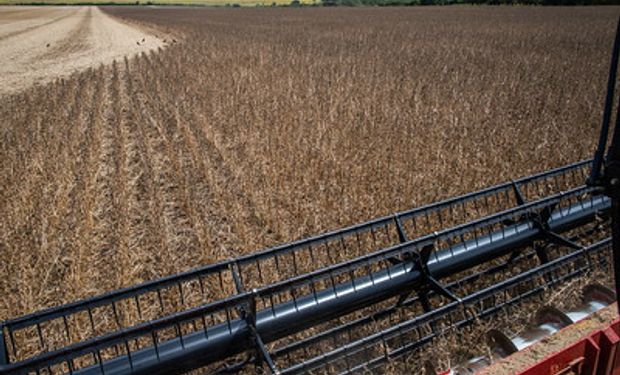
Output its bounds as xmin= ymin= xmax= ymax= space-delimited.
xmin=590 ymin=16 xmax=620 ymax=314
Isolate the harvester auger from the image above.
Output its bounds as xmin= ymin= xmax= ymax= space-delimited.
xmin=431 ymin=283 xmax=617 ymax=374
xmin=3 ymin=17 xmax=620 ymax=375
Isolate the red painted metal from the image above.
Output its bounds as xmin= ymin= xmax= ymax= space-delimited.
xmin=438 ymin=317 xmax=620 ymax=375
xmin=513 ymin=317 xmax=620 ymax=375
xmin=519 ymin=335 xmax=601 ymax=375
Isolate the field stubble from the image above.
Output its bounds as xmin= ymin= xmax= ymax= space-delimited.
xmin=1 ymin=5 xmax=620 ymax=373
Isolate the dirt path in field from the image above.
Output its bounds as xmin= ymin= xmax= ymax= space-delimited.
xmin=0 ymin=6 xmax=165 ymax=96
xmin=0 ymin=7 xmax=75 ymax=41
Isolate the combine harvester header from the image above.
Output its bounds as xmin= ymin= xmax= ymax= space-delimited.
xmin=2 ymin=16 xmax=620 ymax=375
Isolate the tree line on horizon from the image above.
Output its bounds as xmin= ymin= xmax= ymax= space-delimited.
xmin=319 ymin=0 xmax=618 ymax=5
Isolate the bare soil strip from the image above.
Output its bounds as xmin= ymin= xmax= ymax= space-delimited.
xmin=0 ymin=8 xmax=76 ymax=42
xmin=40 ymin=7 xmax=93 ymax=59
xmin=0 ymin=6 xmax=164 ymax=97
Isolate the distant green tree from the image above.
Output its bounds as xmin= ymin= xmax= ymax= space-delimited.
xmin=320 ymin=0 xmax=620 ymax=6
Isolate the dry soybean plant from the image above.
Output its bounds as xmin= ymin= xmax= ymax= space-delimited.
xmin=0 ymin=5 xmax=619 ymax=372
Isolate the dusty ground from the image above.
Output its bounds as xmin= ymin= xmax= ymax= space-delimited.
xmin=0 ymin=6 xmax=164 ymax=96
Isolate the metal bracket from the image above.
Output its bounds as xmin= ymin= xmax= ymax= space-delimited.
xmin=394 ymin=215 xmax=408 ymax=243
xmin=504 ymin=200 xmax=566 ymax=268
xmin=229 ymin=264 xmax=279 ymax=374
xmin=503 ymin=182 xmax=528 ymax=262
xmin=393 ymin=243 xmax=462 ymax=338
xmin=512 ymin=181 xmax=526 ymax=206
xmin=503 ymin=182 xmax=527 ymax=225
xmin=543 ymin=230 xmax=583 ymax=250
xmin=526 ymin=203 xmax=559 ymax=264
xmin=395 ymin=242 xmax=461 ymax=310
xmin=532 ymin=202 xmax=591 ymax=264
xmin=533 ymin=242 xmax=550 ymax=264
xmin=387 ymin=215 xmax=409 ymax=265
xmin=537 ymin=203 xmax=558 ymax=230
xmin=419 ymin=243 xmax=460 ymax=303
xmin=231 ymin=261 xmax=245 ymax=294
xmin=247 ymin=291 xmax=279 ymax=374
xmin=526 ymin=202 xmax=558 ymax=232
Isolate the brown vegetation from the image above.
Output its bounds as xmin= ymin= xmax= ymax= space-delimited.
xmin=1 ymin=5 xmax=619 ymax=373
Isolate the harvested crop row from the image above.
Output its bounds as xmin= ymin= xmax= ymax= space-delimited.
xmin=126 ymin=55 xmax=201 ymax=276
xmin=116 ymin=60 xmax=162 ymax=287
xmin=86 ymin=69 xmax=121 ymax=296
xmin=67 ymin=67 xmax=106 ymax=297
